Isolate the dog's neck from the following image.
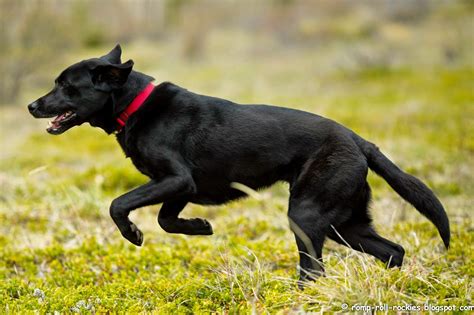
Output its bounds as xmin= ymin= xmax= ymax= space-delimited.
xmin=111 ymin=71 xmax=155 ymax=116
xmin=90 ymin=70 xmax=154 ymax=134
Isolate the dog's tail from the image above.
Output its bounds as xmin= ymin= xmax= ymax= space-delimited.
xmin=353 ymin=134 xmax=450 ymax=249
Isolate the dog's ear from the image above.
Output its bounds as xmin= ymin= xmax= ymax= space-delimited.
xmin=91 ymin=59 xmax=134 ymax=92
xmin=100 ymin=44 xmax=122 ymax=64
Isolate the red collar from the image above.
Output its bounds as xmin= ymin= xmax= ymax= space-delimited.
xmin=116 ymin=83 xmax=155 ymax=131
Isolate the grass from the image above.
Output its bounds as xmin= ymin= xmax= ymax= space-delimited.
xmin=1 ymin=24 xmax=473 ymax=313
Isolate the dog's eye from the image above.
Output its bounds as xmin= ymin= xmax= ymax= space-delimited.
xmin=63 ymin=84 xmax=77 ymax=97
xmin=57 ymin=80 xmax=71 ymax=91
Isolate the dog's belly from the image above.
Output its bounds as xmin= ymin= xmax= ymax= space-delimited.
xmin=189 ymin=173 xmax=283 ymax=205
xmin=189 ymin=190 xmax=245 ymax=205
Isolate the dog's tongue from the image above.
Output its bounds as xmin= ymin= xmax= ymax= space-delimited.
xmin=49 ymin=113 xmax=67 ymax=129
xmin=53 ymin=113 xmax=67 ymax=123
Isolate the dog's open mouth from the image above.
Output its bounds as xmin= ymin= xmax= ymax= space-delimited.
xmin=47 ymin=110 xmax=78 ymax=134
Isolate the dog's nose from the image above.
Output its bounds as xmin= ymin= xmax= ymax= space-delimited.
xmin=28 ymin=101 xmax=39 ymax=113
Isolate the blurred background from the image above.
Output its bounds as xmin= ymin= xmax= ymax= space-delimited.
xmin=1 ymin=0 xmax=472 ymax=105
xmin=1 ymin=0 xmax=473 ymax=248
xmin=1 ymin=0 xmax=473 ymax=311
xmin=1 ymin=0 xmax=473 ymax=251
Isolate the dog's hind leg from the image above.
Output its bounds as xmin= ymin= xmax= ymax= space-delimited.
xmin=158 ymin=201 xmax=213 ymax=235
xmin=288 ymin=139 xmax=370 ymax=286
xmin=328 ymin=223 xmax=405 ymax=267
xmin=288 ymin=199 xmax=334 ymax=283
xmin=326 ymin=181 xmax=405 ymax=267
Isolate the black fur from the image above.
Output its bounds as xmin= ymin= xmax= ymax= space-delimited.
xmin=28 ymin=45 xmax=450 ymax=283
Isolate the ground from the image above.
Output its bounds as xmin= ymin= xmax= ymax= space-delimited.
xmin=1 ymin=36 xmax=473 ymax=312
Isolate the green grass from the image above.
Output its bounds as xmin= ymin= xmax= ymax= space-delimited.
xmin=1 ymin=31 xmax=473 ymax=313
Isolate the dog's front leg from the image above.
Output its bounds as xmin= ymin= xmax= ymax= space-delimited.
xmin=158 ymin=201 xmax=213 ymax=235
xmin=110 ymin=176 xmax=196 ymax=246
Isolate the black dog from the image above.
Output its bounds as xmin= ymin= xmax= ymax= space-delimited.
xmin=28 ymin=45 xmax=450 ymax=282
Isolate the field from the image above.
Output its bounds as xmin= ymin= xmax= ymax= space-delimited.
xmin=1 ymin=7 xmax=473 ymax=313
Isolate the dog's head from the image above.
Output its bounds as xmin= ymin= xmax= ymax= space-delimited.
xmin=28 ymin=44 xmax=134 ymax=134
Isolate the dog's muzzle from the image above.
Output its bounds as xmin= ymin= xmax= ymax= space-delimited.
xmin=28 ymin=101 xmax=40 ymax=114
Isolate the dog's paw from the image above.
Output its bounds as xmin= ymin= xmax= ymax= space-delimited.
xmin=297 ymin=267 xmax=324 ymax=289
xmin=158 ymin=217 xmax=213 ymax=235
xmin=189 ymin=218 xmax=213 ymax=235
xmin=122 ymin=223 xmax=144 ymax=246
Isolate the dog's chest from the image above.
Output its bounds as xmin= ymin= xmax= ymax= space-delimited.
xmin=115 ymin=132 xmax=155 ymax=178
